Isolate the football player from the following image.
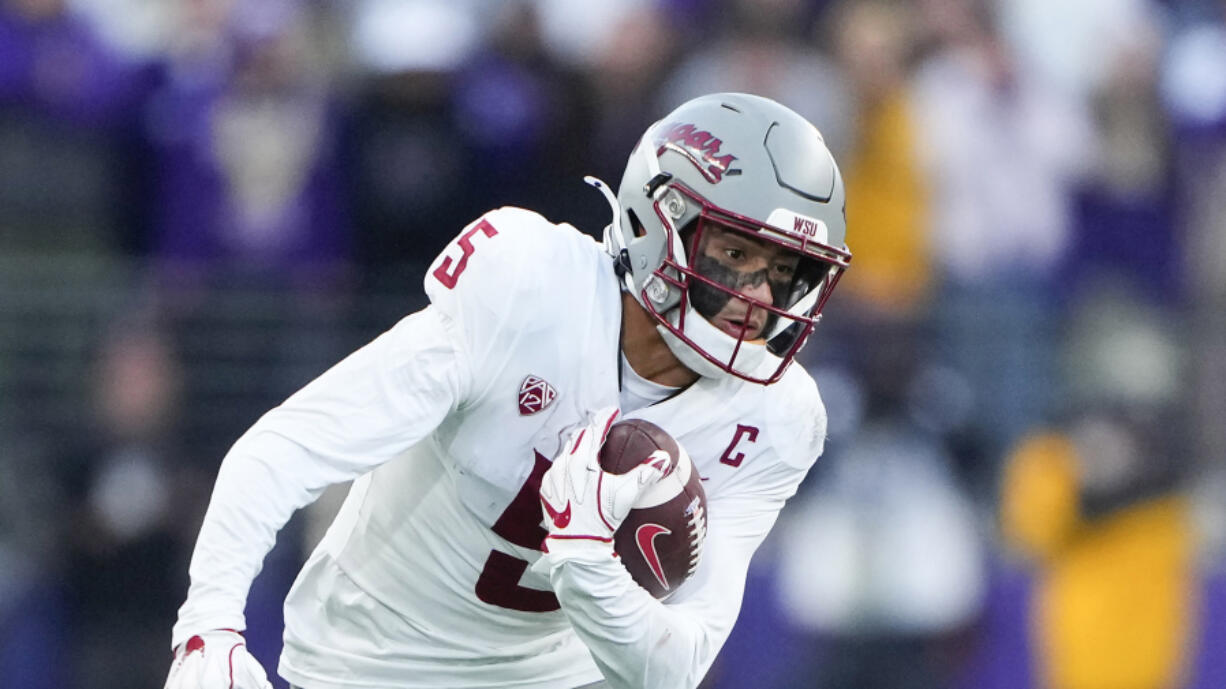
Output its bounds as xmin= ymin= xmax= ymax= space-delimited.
xmin=164 ymin=92 xmax=850 ymax=689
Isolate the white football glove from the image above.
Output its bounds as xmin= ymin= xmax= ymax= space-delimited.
xmin=163 ymin=629 xmax=272 ymax=689
xmin=537 ymin=407 xmax=668 ymax=562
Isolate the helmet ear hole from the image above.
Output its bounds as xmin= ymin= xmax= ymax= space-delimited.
xmin=627 ymin=209 xmax=648 ymax=238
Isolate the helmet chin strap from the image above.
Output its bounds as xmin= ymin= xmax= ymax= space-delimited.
xmin=585 ymin=176 xmax=623 ymax=254
xmin=659 ymin=302 xmax=778 ymax=381
xmin=585 ymin=175 xmax=638 ymax=293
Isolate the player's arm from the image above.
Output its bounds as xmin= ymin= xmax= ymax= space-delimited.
xmin=168 ymin=209 xmax=549 ymax=687
xmin=539 ymin=451 xmax=807 ymax=689
xmin=170 ymin=305 xmax=472 ymax=643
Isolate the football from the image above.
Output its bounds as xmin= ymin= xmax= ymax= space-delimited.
xmin=599 ymin=418 xmax=708 ymax=599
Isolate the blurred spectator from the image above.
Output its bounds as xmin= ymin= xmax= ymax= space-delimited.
xmin=142 ymin=0 xmax=348 ymax=285
xmin=49 ymin=321 xmax=198 ymax=689
xmin=348 ymin=0 xmax=478 ymax=75
xmin=66 ymin=0 xmax=177 ymax=61
xmin=580 ymin=3 xmax=682 ymax=190
xmin=0 ymin=437 xmax=69 ymax=689
xmin=770 ymin=321 xmax=986 ymax=689
xmin=1162 ymin=0 xmax=1226 ymax=563
xmin=0 ymin=0 xmax=144 ymax=124
xmin=345 ymin=68 xmax=465 ymax=277
xmin=829 ymin=0 xmax=932 ymax=316
xmin=448 ymin=1 xmax=597 ymax=232
xmin=657 ymin=0 xmax=853 ymax=154
xmin=996 ymin=0 xmax=1160 ymax=99
xmin=911 ymin=0 xmax=1094 ymax=285
xmin=999 ymin=284 xmax=1197 ymax=689
xmin=533 ymin=0 xmax=656 ymax=70
xmin=0 ymin=0 xmax=148 ymax=254
xmin=910 ymin=0 xmax=1095 ymax=456
xmin=345 ymin=1 xmax=603 ymax=273
xmin=1064 ymin=5 xmax=1179 ymax=302
xmin=1000 ymin=423 xmax=1196 ymax=689
xmin=343 ymin=0 xmax=475 ymax=273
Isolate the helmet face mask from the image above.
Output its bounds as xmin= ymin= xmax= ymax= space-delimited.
xmin=640 ymin=181 xmax=849 ymax=384
xmin=597 ymin=93 xmax=851 ymax=385
xmin=682 ymin=208 xmax=839 ymax=344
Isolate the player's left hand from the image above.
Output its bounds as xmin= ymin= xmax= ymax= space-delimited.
xmin=163 ymin=629 xmax=272 ymax=689
xmin=538 ymin=407 xmax=668 ymax=560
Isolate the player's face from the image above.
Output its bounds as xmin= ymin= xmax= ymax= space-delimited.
xmin=688 ymin=223 xmax=799 ymax=340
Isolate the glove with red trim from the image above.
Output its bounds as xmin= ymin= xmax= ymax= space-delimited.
xmin=537 ymin=408 xmax=668 ymax=562
xmin=163 ymin=629 xmax=272 ymax=689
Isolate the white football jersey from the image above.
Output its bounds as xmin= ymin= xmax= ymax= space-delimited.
xmin=172 ymin=207 xmax=828 ymax=689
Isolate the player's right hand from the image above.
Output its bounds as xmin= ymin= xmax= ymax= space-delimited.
xmin=539 ymin=408 xmax=667 ymax=557
xmin=163 ymin=629 xmax=272 ymax=689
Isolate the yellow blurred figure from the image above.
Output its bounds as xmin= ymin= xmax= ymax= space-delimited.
xmin=842 ymin=94 xmax=931 ymax=313
xmin=834 ymin=0 xmax=932 ymax=315
xmin=1001 ymin=430 xmax=1197 ymax=689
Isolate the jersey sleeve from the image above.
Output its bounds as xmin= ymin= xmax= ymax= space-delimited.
xmin=171 ymin=306 xmax=472 ymax=648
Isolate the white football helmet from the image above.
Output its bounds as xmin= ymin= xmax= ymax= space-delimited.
xmin=587 ymin=93 xmax=851 ymax=384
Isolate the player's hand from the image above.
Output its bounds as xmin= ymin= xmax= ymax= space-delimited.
xmin=163 ymin=629 xmax=272 ymax=689
xmin=538 ymin=408 xmax=668 ymax=560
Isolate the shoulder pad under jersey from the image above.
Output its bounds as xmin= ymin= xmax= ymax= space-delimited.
xmin=424 ymin=206 xmax=611 ymax=360
xmin=759 ymin=364 xmax=828 ymax=470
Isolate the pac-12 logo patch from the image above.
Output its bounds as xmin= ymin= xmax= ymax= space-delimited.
xmin=518 ymin=375 xmax=557 ymax=415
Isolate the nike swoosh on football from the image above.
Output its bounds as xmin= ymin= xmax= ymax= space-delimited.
xmin=636 ymin=523 xmax=673 ymax=591
xmin=542 ymin=498 xmax=572 ymax=528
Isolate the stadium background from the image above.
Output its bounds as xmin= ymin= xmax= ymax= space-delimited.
xmin=1 ymin=0 xmax=1225 ymax=687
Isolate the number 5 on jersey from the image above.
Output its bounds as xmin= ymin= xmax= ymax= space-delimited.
xmin=433 ymin=218 xmax=499 ymax=289
xmin=475 ymin=451 xmax=560 ymax=612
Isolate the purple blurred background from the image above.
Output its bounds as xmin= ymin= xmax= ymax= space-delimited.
xmin=1 ymin=1 xmax=1224 ymax=688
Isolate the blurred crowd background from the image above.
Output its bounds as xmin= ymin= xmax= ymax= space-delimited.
xmin=1 ymin=0 xmax=1225 ymax=687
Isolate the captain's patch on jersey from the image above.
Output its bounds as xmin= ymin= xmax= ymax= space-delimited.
xmin=518 ymin=375 xmax=558 ymax=415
